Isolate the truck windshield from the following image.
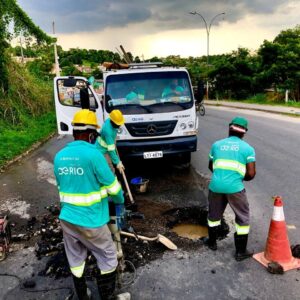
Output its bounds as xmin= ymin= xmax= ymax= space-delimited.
xmin=105 ymin=71 xmax=193 ymax=114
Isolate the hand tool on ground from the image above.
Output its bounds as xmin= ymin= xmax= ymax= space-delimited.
xmin=120 ymin=231 xmax=177 ymax=250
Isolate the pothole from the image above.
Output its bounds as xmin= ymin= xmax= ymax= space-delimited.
xmin=171 ymin=224 xmax=208 ymax=240
xmin=164 ymin=206 xmax=230 ymax=241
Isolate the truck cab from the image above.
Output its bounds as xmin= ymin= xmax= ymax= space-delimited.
xmin=54 ymin=63 xmax=198 ymax=163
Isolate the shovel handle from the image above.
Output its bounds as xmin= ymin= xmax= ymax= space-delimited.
xmin=120 ymin=169 xmax=135 ymax=204
xmin=115 ymin=148 xmax=134 ymax=204
xmin=120 ymin=231 xmax=157 ymax=241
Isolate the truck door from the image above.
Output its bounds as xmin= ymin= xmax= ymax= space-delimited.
xmin=54 ymin=76 xmax=104 ymax=134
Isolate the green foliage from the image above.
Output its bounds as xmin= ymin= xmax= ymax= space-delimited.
xmin=257 ymin=26 xmax=300 ymax=100
xmin=59 ymin=48 xmax=120 ymax=65
xmin=0 ymin=111 xmax=56 ymax=168
xmin=0 ymin=58 xmax=53 ymax=125
xmin=0 ymin=57 xmax=55 ymax=167
xmin=0 ymin=0 xmax=53 ymax=92
xmin=91 ymin=68 xmax=103 ymax=79
xmin=61 ymin=65 xmax=83 ymax=76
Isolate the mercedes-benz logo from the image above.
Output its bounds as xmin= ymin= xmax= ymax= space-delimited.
xmin=147 ymin=124 xmax=157 ymax=135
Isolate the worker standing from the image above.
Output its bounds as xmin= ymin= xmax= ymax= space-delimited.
xmin=54 ymin=109 xmax=124 ymax=300
xmin=205 ymin=117 xmax=256 ymax=261
xmin=97 ymin=109 xmax=125 ymax=173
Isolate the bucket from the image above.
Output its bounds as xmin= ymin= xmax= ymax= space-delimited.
xmin=130 ymin=177 xmax=149 ymax=194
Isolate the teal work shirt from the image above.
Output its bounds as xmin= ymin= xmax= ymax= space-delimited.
xmin=126 ymin=88 xmax=145 ymax=101
xmin=126 ymin=91 xmax=138 ymax=101
xmin=97 ymin=118 xmax=120 ymax=165
xmin=54 ymin=140 xmax=124 ymax=228
xmin=208 ymin=136 xmax=256 ymax=194
xmin=162 ymin=85 xmax=184 ymax=98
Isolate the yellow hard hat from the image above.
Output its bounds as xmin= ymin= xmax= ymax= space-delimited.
xmin=109 ymin=109 xmax=125 ymax=126
xmin=72 ymin=109 xmax=100 ymax=129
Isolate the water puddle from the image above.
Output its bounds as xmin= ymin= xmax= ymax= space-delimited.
xmin=171 ymin=223 xmax=208 ymax=240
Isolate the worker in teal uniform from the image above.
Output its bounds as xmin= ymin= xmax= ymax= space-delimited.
xmin=205 ymin=117 xmax=256 ymax=261
xmin=162 ymin=79 xmax=184 ymax=98
xmin=126 ymin=86 xmax=145 ymax=101
xmin=97 ymin=109 xmax=125 ymax=173
xmin=54 ymin=109 xmax=125 ymax=299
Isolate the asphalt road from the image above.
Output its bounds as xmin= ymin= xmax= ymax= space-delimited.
xmin=0 ymin=106 xmax=300 ymax=299
xmin=193 ymin=106 xmax=300 ymax=243
xmin=130 ymin=106 xmax=300 ymax=300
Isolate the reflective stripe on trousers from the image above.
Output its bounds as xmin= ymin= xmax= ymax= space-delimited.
xmin=207 ymin=219 xmax=221 ymax=227
xmin=235 ymin=223 xmax=250 ymax=235
xmin=70 ymin=261 xmax=86 ymax=278
xmin=101 ymin=267 xmax=116 ymax=275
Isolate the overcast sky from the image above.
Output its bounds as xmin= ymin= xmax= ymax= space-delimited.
xmin=17 ymin=0 xmax=299 ymax=58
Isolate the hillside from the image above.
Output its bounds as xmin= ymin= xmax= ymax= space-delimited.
xmin=0 ymin=58 xmax=56 ymax=168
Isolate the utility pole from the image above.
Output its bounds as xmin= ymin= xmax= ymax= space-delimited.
xmin=52 ymin=21 xmax=60 ymax=76
xmin=190 ymin=11 xmax=225 ymax=100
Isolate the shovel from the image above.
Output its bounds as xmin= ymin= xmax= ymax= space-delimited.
xmin=115 ymin=148 xmax=137 ymax=211
xmin=120 ymin=231 xmax=177 ymax=251
xmin=120 ymin=168 xmax=138 ymax=212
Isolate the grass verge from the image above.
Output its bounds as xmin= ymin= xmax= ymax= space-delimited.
xmin=0 ymin=111 xmax=56 ymax=168
xmin=216 ymin=98 xmax=300 ymax=108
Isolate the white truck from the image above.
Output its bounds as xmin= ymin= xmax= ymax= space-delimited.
xmin=54 ymin=63 xmax=198 ymax=163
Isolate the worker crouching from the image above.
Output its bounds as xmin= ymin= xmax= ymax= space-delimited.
xmin=54 ymin=109 xmax=125 ymax=299
xmin=205 ymin=117 xmax=256 ymax=261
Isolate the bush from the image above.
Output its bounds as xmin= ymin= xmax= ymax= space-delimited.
xmin=0 ymin=58 xmax=53 ymax=125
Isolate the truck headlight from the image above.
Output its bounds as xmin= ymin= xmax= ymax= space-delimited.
xmin=180 ymin=123 xmax=187 ymax=130
xmin=188 ymin=121 xmax=194 ymax=129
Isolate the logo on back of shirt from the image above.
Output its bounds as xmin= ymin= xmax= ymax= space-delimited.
xmin=58 ymin=167 xmax=84 ymax=176
xmin=220 ymin=145 xmax=240 ymax=151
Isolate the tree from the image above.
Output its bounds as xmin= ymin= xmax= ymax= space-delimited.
xmin=209 ymin=48 xmax=257 ymax=99
xmin=258 ymin=26 xmax=300 ymax=100
xmin=0 ymin=0 xmax=53 ymax=92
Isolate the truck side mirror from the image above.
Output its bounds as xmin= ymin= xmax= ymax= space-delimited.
xmin=63 ymin=77 xmax=77 ymax=87
xmin=80 ymin=88 xmax=90 ymax=109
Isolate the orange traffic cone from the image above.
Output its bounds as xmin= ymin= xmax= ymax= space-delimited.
xmin=253 ymin=196 xmax=300 ymax=271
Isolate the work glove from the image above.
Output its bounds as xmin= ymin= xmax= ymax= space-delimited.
xmin=115 ymin=204 xmax=126 ymax=230
xmin=116 ymin=161 xmax=125 ymax=173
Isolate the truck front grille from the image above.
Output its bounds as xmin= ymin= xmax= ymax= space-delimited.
xmin=125 ymin=120 xmax=177 ymax=137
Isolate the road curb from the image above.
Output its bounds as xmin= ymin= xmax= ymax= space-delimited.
xmin=0 ymin=131 xmax=57 ymax=173
xmin=205 ymin=102 xmax=300 ymax=118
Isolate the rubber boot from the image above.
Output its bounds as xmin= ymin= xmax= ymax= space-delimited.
xmin=96 ymin=270 xmax=117 ymax=300
xmin=72 ymin=275 xmax=91 ymax=300
xmin=203 ymin=227 xmax=218 ymax=251
xmin=234 ymin=233 xmax=253 ymax=261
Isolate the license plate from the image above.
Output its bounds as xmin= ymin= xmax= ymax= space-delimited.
xmin=143 ymin=151 xmax=163 ymax=159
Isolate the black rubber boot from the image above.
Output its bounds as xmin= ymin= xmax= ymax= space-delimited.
xmin=72 ymin=275 xmax=91 ymax=300
xmin=96 ymin=270 xmax=117 ymax=300
xmin=203 ymin=227 xmax=218 ymax=251
xmin=234 ymin=233 xmax=253 ymax=261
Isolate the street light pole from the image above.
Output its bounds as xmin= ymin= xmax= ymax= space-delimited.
xmin=189 ymin=11 xmax=225 ymax=100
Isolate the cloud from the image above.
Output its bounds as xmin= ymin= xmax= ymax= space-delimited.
xmin=17 ymin=0 xmax=294 ymax=34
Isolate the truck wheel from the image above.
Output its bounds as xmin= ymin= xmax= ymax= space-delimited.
xmin=199 ymin=104 xmax=205 ymax=116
